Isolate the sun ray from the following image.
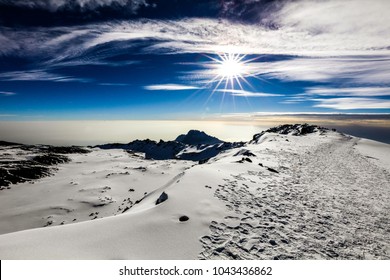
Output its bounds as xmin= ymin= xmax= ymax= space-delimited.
xmin=200 ymin=52 xmax=279 ymax=111
xmin=204 ymin=53 xmax=252 ymax=93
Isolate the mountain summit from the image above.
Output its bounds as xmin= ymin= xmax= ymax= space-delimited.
xmin=175 ymin=130 xmax=222 ymax=145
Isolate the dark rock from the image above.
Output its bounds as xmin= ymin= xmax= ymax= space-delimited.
xmin=237 ymin=157 xmax=252 ymax=163
xmin=179 ymin=215 xmax=189 ymax=222
xmin=267 ymin=167 xmax=279 ymax=173
xmin=0 ymin=164 xmax=52 ymax=187
xmin=0 ymin=143 xmax=80 ymax=187
xmin=269 ymin=240 xmax=277 ymax=246
xmin=45 ymin=146 xmax=90 ymax=154
xmin=156 ymin=191 xmax=168 ymax=205
xmin=32 ymin=154 xmax=70 ymax=165
xmin=244 ymin=157 xmax=252 ymax=163
xmin=325 ymin=250 xmax=339 ymax=258
xmin=215 ymin=247 xmax=224 ymax=253
xmin=274 ymin=254 xmax=294 ymax=260
xmin=233 ymin=149 xmax=256 ymax=157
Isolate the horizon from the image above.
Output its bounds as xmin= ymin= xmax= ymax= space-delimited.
xmin=1 ymin=114 xmax=390 ymax=145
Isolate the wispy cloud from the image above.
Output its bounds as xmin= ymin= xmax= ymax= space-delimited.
xmin=2 ymin=0 xmax=148 ymax=12
xmin=0 ymin=91 xmax=16 ymax=96
xmin=144 ymin=84 xmax=200 ymax=91
xmin=284 ymin=86 xmax=390 ymax=109
xmin=215 ymin=89 xmax=282 ymax=97
xmin=248 ymin=57 xmax=390 ymax=85
xmin=209 ymin=112 xmax=390 ymax=130
xmin=2 ymin=1 xmax=390 ymax=59
xmin=0 ymin=0 xmax=389 ymax=111
xmin=313 ymin=98 xmax=390 ymax=110
xmin=99 ymin=83 xmax=130 ymax=86
xmin=0 ymin=70 xmax=89 ymax=83
xmin=305 ymin=87 xmax=390 ymax=97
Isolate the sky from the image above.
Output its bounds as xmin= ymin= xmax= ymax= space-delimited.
xmin=0 ymin=0 xmax=390 ymax=143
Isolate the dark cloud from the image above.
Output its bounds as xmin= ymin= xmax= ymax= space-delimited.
xmin=0 ymin=0 xmax=148 ymax=11
xmin=0 ymin=0 xmax=148 ymax=26
xmin=0 ymin=0 xmax=281 ymax=27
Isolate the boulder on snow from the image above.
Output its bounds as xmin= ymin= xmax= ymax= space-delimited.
xmin=156 ymin=191 xmax=168 ymax=205
xmin=179 ymin=215 xmax=189 ymax=222
xmin=267 ymin=167 xmax=279 ymax=173
xmin=234 ymin=149 xmax=256 ymax=157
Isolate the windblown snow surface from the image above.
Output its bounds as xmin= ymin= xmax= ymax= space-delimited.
xmin=0 ymin=125 xmax=389 ymax=259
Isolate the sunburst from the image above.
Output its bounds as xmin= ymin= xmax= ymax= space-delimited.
xmin=205 ymin=53 xmax=256 ymax=93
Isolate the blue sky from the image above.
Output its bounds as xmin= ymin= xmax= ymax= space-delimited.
xmin=1 ymin=0 xmax=390 ymax=121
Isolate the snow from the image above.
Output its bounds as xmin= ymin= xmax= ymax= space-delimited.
xmin=355 ymin=138 xmax=390 ymax=171
xmin=0 ymin=126 xmax=389 ymax=259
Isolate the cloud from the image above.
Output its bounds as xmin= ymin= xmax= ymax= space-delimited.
xmin=312 ymin=98 xmax=390 ymax=110
xmin=0 ymin=34 xmax=20 ymax=55
xmin=249 ymin=57 xmax=390 ymax=85
xmin=2 ymin=8 xmax=390 ymax=59
xmin=283 ymin=86 xmax=390 ymax=109
xmin=273 ymin=0 xmax=389 ymax=37
xmin=99 ymin=82 xmax=129 ymax=86
xmin=0 ymin=91 xmax=16 ymax=96
xmin=0 ymin=0 xmax=389 ymax=110
xmin=0 ymin=70 xmax=89 ymax=83
xmin=0 ymin=0 xmax=148 ymax=12
xmin=215 ymin=89 xmax=281 ymax=97
xmin=305 ymin=87 xmax=390 ymax=97
xmin=217 ymin=111 xmax=390 ymax=119
xmin=144 ymin=84 xmax=199 ymax=91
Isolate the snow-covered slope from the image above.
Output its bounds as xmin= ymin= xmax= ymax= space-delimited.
xmin=0 ymin=142 xmax=89 ymax=189
xmin=0 ymin=124 xmax=389 ymax=259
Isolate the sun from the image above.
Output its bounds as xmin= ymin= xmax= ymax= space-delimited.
xmin=205 ymin=53 xmax=252 ymax=91
xmin=216 ymin=53 xmax=245 ymax=79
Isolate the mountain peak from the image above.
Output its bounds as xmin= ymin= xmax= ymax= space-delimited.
xmin=175 ymin=130 xmax=223 ymax=145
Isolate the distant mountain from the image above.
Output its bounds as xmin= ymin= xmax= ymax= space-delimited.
xmin=0 ymin=140 xmax=22 ymax=146
xmin=98 ymin=130 xmax=243 ymax=161
xmin=97 ymin=125 xmax=328 ymax=161
xmin=97 ymin=139 xmax=185 ymax=160
xmin=175 ymin=130 xmax=222 ymax=145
